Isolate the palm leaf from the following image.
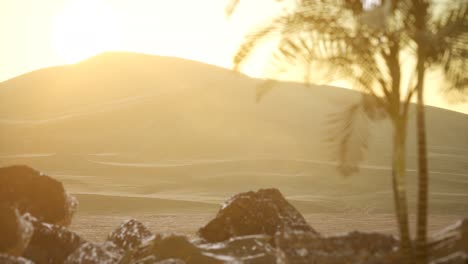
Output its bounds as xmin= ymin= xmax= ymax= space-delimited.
xmin=429 ymin=1 xmax=468 ymax=93
xmin=326 ymin=102 xmax=370 ymax=176
xmin=225 ymin=0 xmax=240 ymax=17
xmin=232 ymin=0 xmax=411 ymax=176
xmin=326 ymin=93 xmax=387 ymax=176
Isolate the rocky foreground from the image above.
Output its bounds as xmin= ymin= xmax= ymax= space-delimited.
xmin=0 ymin=165 xmax=467 ymax=264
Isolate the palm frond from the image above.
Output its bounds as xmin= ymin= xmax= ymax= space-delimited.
xmin=233 ymin=1 xmax=352 ymax=71
xmin=266 ymin=28 xmax=392 ymax=106
xmin=233 ymin=23 xmax=279 ymax=71
xmin=326 ymin=101 xmax=370 ymax=176
xmin=429 ymin=1 xmax=468 ymax=93
xmin=326 ymin=94 xmax=387 ymax=177
xmin=256 ymin=79 xmax=277 ymax=103
xmin=225 ymin=0 xmax=240 ymax=17
xmin=232 ymin=0 xmax=413 ymax=177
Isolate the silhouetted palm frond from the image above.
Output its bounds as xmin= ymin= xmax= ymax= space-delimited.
xmin=225 ymin=0 xmax=240 ymax=17
xmin=233 ymin=23 xmax=280 ymax=71
xmin=232 ymin=0 xmax=407 ymax=176
xmin=326 ymin=94 xmax=386 ymax=176
xmin=255 ymin=79 xmax=277 ymax=103
xmin=233 ymin=1 xmax=356 ymax=71
xmin=429 ymin=1 xmax=468 ymax=94
xmin=267 ymin=29 xmax=392 ymax=108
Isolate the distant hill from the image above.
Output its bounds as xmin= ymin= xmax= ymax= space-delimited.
xmin=1 ymin=52 xmax=467 ymax=215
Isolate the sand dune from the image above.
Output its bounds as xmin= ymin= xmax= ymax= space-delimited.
xmin=0 ymin=52 xmax=467 ymax=225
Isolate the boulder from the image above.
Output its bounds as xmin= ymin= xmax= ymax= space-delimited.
xmin=23 ymin=216 xmax=85 ymax=264
xmin=275 ymin=230 xmax=399 ymax=264
xmin=199 ymin=188 xmax=317 ymax=243
xmin=64 ymin=241 xmax=131 ymax=264
xmin=0 ymin=254 xmax=34 ymax=264
xmin=0 ymin=165 xmax=78 ymax=225
xmin=108 ymin=219 xmax=154 ymax=251
xmin=0 ymin=206 xmax=33 ymax=256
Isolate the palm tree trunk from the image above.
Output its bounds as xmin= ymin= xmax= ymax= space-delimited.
xmin=393 ymin=118 xmax=413 ymax=263
xmin=415 ymin=50 xmax=429 ymax=264
xmin=413 ymin=0 xmax=429 ymax=261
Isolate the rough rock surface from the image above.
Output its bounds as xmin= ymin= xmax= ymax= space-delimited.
xmin=130 ymin=234 xmax=229 ymax=264
xmin=0 ymin=165 xmax=78 ymax=225
xmin=0 ymin=254 xmax=34 ymax=264
xmin=0 ymin=206 xmax=33 ymax=256
xmin=64 ymin=241 xmax=130 ymax=264
xmin=431 ymin=218 xmax=468 ymax=257
xmin=199 ymin=188 xmax=317 ymax=243
xmin=23 ymin=216 xmax=85 ymax=264
xmin=199 ymin=234 xmax=277 ymax=264
xmin=152 ymin=234 xmax=227 ymax=264
xmin=108 ymin=219 xmax=154 ymax=251
xmin=275 ymin=230 xmax=399 ymax=264
xmin=430 ymin=252 xmax=468 ymax=264
xmin=153 ymin=259 xmax=186 ymax=264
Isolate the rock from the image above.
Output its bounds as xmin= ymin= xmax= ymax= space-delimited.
xmin=23 ymin=216 xmax=85 ymax=264
xmin=275 ymin=230 xmax=399 ymax=264
xmin=0 ymin=254 xmax=34 ymax=264
xmin=132 ymin=255 xmax=159 ymax=264
xmin=64 ymin=241 xmax=131 ymax=264
xmin=0 ymin=206 xmax=33 ymax=256
xmin=199 ymin=234 xmax=277 ymax=264
xmin=108 ymin=219 xmax=154 ymax=251
xmin=199 ymin=188 xmax=317 ymax=243
xmin=431 ymin=252 xmax=468 ymax=264
xmin=0 ymin=165 xmax=78 ymax=225
xmin=431 ymin=218 xmax=468 ymax=261
xmin=149 ymin=234 xmax=227 ymax=264
xmin=129 ymin=236 xmax=156 ymax=263
xmin=134 ymin=234 xmax=277 ymax=263
xmin=153 ymin=259 xmax=186 ymax=264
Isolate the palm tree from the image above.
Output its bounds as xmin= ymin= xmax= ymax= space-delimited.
xmin=409 ymin=1 xmax=467 ymax=263
xmin=229 ymin=1 xmax=417 ymax=262
xmin=228 ymin=0 xmax=467 ymax=263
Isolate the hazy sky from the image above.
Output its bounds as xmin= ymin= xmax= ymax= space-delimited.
xmin=1 ymin=0 xmax=467 ymax=113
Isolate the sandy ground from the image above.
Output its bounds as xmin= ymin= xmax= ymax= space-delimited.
xmin=71 ymin=212 xmax=464 ymax=242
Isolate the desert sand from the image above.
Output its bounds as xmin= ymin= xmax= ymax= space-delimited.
xmin=1 ymin=52 xmax=467 ymax=242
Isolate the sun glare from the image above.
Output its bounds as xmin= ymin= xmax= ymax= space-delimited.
xmin=53 ymin=0 xmax=122 ymax=64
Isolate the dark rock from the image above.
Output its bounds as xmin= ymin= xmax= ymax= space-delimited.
xmin=199 ymin=234 xmax=277 ymax=264
xmin=199 ymin=188 xmax=317 ymax=243
xmin=129 ymin=237 xmax=156 ymax=263
xmin=275 ymin=230 xmax=399 ymax=264
xmin=0 ymin=254 xmax=34 ymax=264
xmin=135 ymin=234 xmax=278 ymax=263
xmin=431 ymin=252 xmax=468 ymax=264
xmin=431 ymin=218 xmax=468 ymax=258
xmin=132 ymin=255 xmax=159 ymax=264
xmin=23 ymin=216 xmax=85 ymax=264
xmin=0 ymin=206 xmax=33 ymax=256
xmin=150 ymin=234 xmax=227 ymax=264
xmin=108 ymin=219 xmax=154 ymax=251
xmin=0 ymin=165 xmax=78 ymax=225
xmin=64 ymin=241 xmax=131 ymax=264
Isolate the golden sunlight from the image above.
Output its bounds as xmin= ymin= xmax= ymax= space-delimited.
xmin=53 ymin=0 xmax=122 ymax=63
